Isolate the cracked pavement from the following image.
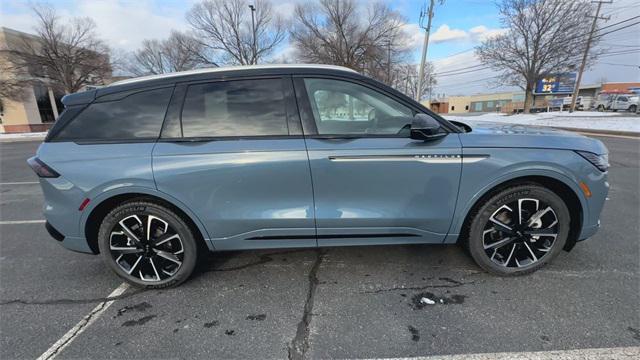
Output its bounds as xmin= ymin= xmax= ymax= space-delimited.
xmin=1 ymin=137 xmax=639 ymax=359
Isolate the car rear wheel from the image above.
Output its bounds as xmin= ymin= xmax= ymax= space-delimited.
xmin=629 ymin=105 xmax=637 ymax=113
xmin=98 ymin=200 xmax=198 ymax=288
xmin=466 ymin=184 xmax=570 ymax=276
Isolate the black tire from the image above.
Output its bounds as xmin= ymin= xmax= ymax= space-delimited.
xmin=98 ymin=200 xmax=199 ymax=288
xmin=597 ymin=105 xmax=604 ymax=112
xmin=629 ymin=105 xmax=637 ymax=113
xmin=466 ymin=184 xmax=570 ymax=276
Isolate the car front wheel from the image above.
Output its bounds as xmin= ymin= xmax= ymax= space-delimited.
xmin=98 ymin=200 xmax=199 ymax=288
xmin=466 ymin=184 xmax=570 ymax=276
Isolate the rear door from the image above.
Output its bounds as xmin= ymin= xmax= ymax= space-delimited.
xmin=293 ymin=76 xmax=462 ymax=247
xmin=152 ymin=77 xmax=316 ymax=250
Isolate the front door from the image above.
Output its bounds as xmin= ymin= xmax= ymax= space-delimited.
xmin=294 ymin=77 xmax=462 ymax=246
xmin=153 ymin=78 xmax=316 ymax=250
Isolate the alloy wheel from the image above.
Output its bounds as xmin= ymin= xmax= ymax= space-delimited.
xmin=482 ymin=198 xmax=559 ymax=268
xmin=109 ymin=214 xmax=184 ymax=282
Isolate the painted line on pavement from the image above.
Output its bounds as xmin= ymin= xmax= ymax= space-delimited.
xmin=36 ymin=283 xmax=130 ymax=360
xmin=375 ymin=346 xmax=640 ymax=360
xmin=0 ymin=181 xmax=39 ymax=185
xmin=0 ymin=220 xmax=46 ymax=225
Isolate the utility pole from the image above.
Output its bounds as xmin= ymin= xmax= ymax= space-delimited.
xmin=569 ymin=0 xmax=611 ymax=112
xmin=416 ymin=0 xmax=435 ymax=102
xmin=387 ymin=41 xmax=392 ymax=84
xmin=248 ymin=4 xmax=257 ymax=65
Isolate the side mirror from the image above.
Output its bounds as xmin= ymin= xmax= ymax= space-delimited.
xmin=410 ymin=114 xmax=446 ymax=141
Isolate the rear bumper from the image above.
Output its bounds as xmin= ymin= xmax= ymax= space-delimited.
xmin=45 ymin=221 xmax=94 ymax=254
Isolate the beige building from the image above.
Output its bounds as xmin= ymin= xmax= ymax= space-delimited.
xmin=0 ymin=27 xmax=66 ymax=133
xmin=0 ymin=27 xmax=113 ymax=133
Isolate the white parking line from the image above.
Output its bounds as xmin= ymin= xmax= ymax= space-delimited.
xmin=0 ymin=220 xmax=46 ymax=225
xmin=375 ymin=346 xmax=640 ymax=360
xmin=0 ymin=181 xmax=39 ymax=185
xmin=36 ymin=283 xmax=129 ymax=360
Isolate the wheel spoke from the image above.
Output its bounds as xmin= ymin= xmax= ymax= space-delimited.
xmin=490 ymin=219 xmax=514 ymax=234
xmin=503 ymin=244 xmax=516 ymax=266
xmin=110 ymin=246 xmax=143 ymax=254
xmin=119 ymin=220 xmax=143 ymax=247
xmin=523 ymin=242 xmax=538 ymax=261
xmin=156 ymin=250 xmax=182 ymax=265
xmin=524 ymin=229 xmax=558 ymax=238
xmin=527 ymin=207 xmax=553 ymax=228
xmin=146 ymin=215 xmax=169 ymax=242
xmin=484 ymin=236 xmax=515 ymax=249
xmin=517 ymin=198 xmax=539 ymax=225
xmin=126 ymin=255 xmax=143 ymax=274
xmin=152 ymin=233 xmax=180 ymax=247
xmin=149 ymin=258 xmax=161 ymax=281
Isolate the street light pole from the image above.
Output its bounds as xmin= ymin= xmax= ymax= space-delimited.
xmin=249 ymin=4 xmax=257 ymax=65
xmin=416 ymin=0 xmax=435 ymax=102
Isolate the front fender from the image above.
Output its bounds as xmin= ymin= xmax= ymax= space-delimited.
xmin=446 ymin=149 xmax=590 ymax=241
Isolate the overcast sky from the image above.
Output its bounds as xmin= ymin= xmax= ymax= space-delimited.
xmin=1 ymin=0 xmax=639 ymax=96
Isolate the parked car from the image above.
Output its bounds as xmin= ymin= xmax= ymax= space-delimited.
xmin=610 ymin=94 xmax=639 ymax=113
xmin=29 ymin=65 xmax=610 ymax=288
xmin=592 ymin=92 xmax=614 ymax=111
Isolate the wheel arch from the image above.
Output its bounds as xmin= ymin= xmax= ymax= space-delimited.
xmin=456 ymin=175 xmax=584 ymax=252
xmin=82 ymin=188 xmax=212 ymax=254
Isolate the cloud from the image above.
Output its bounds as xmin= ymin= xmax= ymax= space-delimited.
xmin=397 ymin=23 xmax=506 ymax=49
xmin=469 ymin=25 xmax=507 ymax=41
xmin=431 ymin=24 xmax=468 ymax=43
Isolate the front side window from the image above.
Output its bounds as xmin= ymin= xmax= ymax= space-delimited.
xmin=181 ymin=79 xmax=288 ymax=138
xmin=54 ymin=87 xmax=172 ymax=141
xmin=303 ymin=78 xmax=413 ymax=136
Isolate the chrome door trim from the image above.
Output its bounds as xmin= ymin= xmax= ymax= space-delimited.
xmin=328 ymin=154 xmax=488 ymax=164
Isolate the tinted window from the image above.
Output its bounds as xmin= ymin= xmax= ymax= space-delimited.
xmin=303 ymin=78 xmax=412 ymax=136
xmin=181 ymin=79 xmax=288 ymax=138
xmin=54 ymin=87 xmax=172 ymax=141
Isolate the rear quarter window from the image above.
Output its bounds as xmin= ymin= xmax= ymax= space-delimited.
xmin=52 ymin=87 xmax=173 ymax=142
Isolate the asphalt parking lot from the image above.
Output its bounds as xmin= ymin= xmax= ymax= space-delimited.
xmin=1 ymin=135 xmax=639 ymax=359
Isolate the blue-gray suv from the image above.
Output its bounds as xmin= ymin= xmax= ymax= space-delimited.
xmin=29 ymin=65 xmax=609 ymax=288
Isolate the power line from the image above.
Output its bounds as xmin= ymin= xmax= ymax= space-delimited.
xmin=434 ymin=63 xmax=486 ymax=74
xmin=599 ymin=62 xmax=640 ymax=67
xmin=435 ymin=66 xmax=492 ymax=77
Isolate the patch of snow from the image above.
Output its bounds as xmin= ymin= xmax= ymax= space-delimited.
xmin=0 ymin=131 xmax=48 ymax=140
xmin=420 ymin=297 xmax=436 ymax=305
xmin=444 ymin=112 xmax=640 ymax=133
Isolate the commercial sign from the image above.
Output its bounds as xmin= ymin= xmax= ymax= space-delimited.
xmin=534 ymin=73 xmax=577 ymax=94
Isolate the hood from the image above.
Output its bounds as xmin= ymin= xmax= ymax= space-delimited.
xmin=456 ymin=120 xmax=608 ymax=154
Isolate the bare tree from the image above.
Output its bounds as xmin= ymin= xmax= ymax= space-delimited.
xmin=476 ymin=0 xmax=597 ymax=113
xmin=0 ymin=61 xmax=28 ymax=113
xmin=8 ymin=5 xmax=111 ymax=94
xmin=391 ymin=62 xmax=437 ymax=101
xmin=128 ymin=31 xmax=213 ymax=76
xmin=186 ymin=0 xmax=286 ymax=65
xmin=290 ymin=0 xmax=407 ymax=84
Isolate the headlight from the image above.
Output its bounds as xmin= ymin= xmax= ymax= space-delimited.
xmin=576 ymin=151 xmax=609 ymax=172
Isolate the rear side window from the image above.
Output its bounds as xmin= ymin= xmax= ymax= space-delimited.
xmin=181 ymin=79 xmax=288 ymax=138
xmin=54 ymin=87 xmax=172 ymax=141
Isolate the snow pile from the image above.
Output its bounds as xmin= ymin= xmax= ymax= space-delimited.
xmin=444 ymin=111 xmax=640 ymax=133
xmin=0 ymin=132 xmax=48 ymax=140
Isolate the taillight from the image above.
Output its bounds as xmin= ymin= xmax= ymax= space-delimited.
xmin=27 ymin=156 xmax=60 ymax=178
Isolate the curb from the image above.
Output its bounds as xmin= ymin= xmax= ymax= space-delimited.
xmin=553 ymin=127 xmax=640 ymax=137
